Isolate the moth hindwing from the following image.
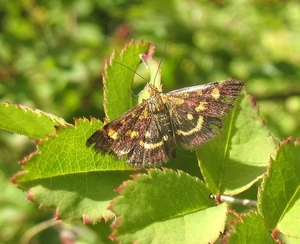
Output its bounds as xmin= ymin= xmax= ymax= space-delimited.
xmin=87 ymin=78 xmax=244 ymax=168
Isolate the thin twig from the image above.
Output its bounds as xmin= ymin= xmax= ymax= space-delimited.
xmin=220 ymin=195 xmax=257 ymax=209
xmin=20 ymin=219 xmax=62 ymax=244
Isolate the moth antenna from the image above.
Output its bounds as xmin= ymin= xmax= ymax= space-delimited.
xmin=113 ymin=61 xmax=147 ymax=82
xmin=153 ymin=38 xmax=169 ymax=87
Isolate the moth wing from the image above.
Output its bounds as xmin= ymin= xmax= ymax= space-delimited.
xmin=165 ymin=79 xmax=243 ymax=149
xmin=126 ymin=114 xmax=176 ymax=168
xmin=87 ymin=99 xmax=176 ymax=167
xmin=86 ymin=102 xmax=152 ymax=158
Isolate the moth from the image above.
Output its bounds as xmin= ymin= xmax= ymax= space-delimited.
xmin=87 ymin=78 xmax=243 ymax=168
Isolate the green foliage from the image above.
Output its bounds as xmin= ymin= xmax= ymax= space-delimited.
xmin=1 ymin=1 xmax=300 ymax=243
xmin=198 ymin=93 xmax=276 ymax=195
xmin=14 ymin=118 xmax=134 ymax=222
xmin=2 ymin=41 xmax=299 ymax=243
xmin=258 ymin=138 xmax=300 ymax=238
xmin=226 ymin=211 xmax=275 ymax=243
xmin=0 ymin=102 xmax=67 ymax=138
xmin=111 ymin=169 xmax=227 ymax=243
xmin=103 ymin=40 xmax=151 ymax=121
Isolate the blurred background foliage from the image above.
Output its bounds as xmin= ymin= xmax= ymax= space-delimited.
xmin=0 ymin=0 xmax=300 ymax=243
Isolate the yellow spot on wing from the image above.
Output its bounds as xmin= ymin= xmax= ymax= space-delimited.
xmin=125 ymin=130 xmax=140 ymax=139
xmin=211 ymin=88 xmax=220 ymax=99
xmin=171 ymin=97 xmax=185 ymax=105
xmin=130 ymin=130 xmax=140 ymax=139
xmin=196 ymin=90 xmax=203 ymax=96
xmin=162 ymin=94 xmax=185 ymax=105
xmin=187 ymin=113 xmax=193 ymax=120
xmin=108 ymin=128 xmax=118 ymax=140
xmin=139 ymin=140 xmax=164 ymax=149
xmin=145 ymin=131 xmax=151 ymax=138
xmin=120 ymin=119 xmax=127 ymax=124
xmin=195 ymin=102 xmax=208 ymax=112
xmin=176 ymin=116 xmax=204 ymax=136
xmin=138 ymin=109 xmax=149 ymax=119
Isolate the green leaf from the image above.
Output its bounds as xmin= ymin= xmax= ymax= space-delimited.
xmin=226 ymin=211 xmax=275 ymax=243
xmin=110 ymin=168 xmax=227 ymax=244
xmin=13 ymin=118 xmax=135 ymax=223
xmin=0 ymin=101 xmax=67 ymax=139
xmin=258 ymin=137 xmax=300 ymax=238
xmin=103 ymin=40 xmax=151 ymax=121
xmin=198 ymin=92 xmax=277 ymax=195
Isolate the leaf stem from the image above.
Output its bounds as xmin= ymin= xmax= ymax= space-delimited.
xmin=220 ymin=195 xmax=257 ymax=208
xmin=20 ymin=219 xmax=62 ymax=244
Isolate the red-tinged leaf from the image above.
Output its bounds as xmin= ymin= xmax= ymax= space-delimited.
xmin=0 ymin=101 xmax=67 ymax=138
xmin=12 ymin=118 xmax=135 ymax=223
xmin=103 ymin=40 xmax=152 ymax=121
xmin=225 ymin=211 xmax=275 ymax=243
xmin=258 ymin=137 xmax=300 ymax=238
xmin=109 ymin=168 xmax=228 ymax=244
